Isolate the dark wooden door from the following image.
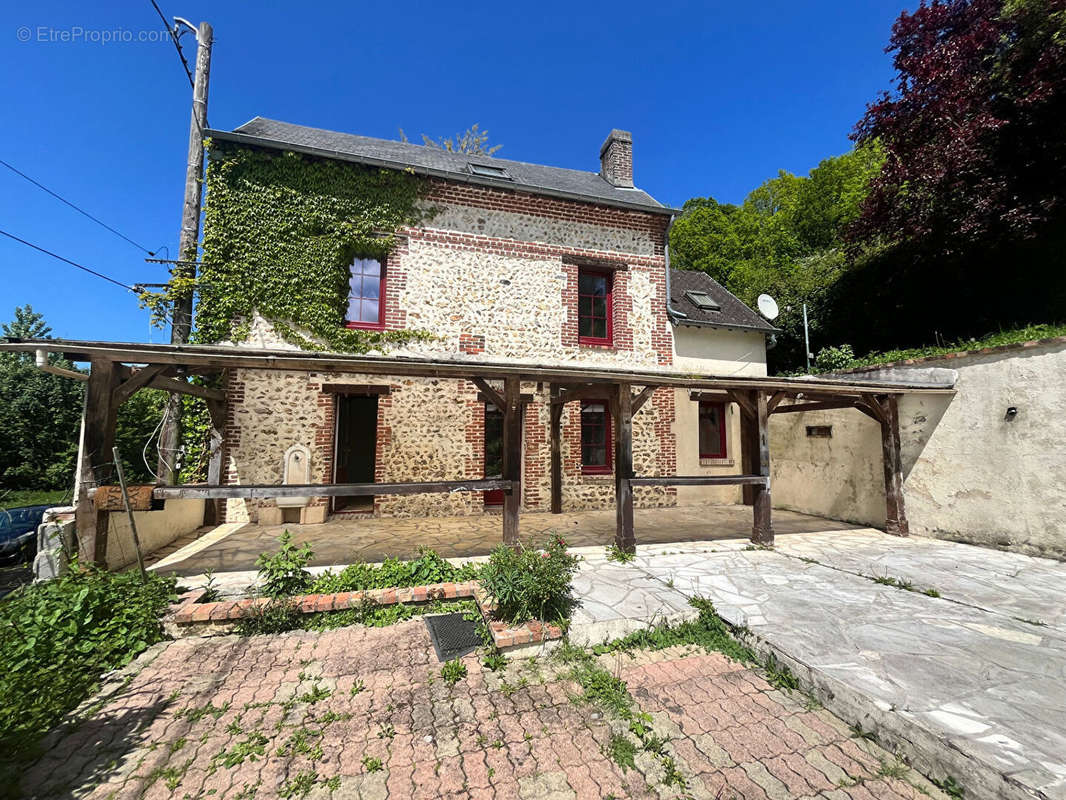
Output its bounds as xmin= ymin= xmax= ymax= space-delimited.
xmin=334 ymin=395 xmax=377 ymax=511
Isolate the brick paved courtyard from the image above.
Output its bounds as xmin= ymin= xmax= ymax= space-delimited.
xmin=24 ymin=620 xmax=950 ymax=800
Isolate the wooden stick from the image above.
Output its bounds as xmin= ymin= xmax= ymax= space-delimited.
xmin=112 ymin=446 xmax=146 ymax=581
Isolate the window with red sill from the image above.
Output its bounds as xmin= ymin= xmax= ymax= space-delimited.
xmin=577 ymin=268 xmax=612 ymax=346
xmin=345 ymin=257 xmax=385 ymax=329
xmin=580 ymin=401 xmax=612 ymax=474
xmin=698 ymin=400 xmax=728 ymax=459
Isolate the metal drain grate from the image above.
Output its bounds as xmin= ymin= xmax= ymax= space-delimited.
xmin=424 ymin=612 xmax=482 ymax=662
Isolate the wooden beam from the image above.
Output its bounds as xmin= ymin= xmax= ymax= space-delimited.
xmin=477 ymin=392 xmax=533 ymax=405
xmin=145 ymin=374 xmax=225 ymax=402
xmin=550 ymin=384 xmax=563 ymax=514
xmin=767 ymin=391 xmax=787 ymax=413
xmin=502 ymin=377 xmax=522 ymax=545
xmin=739 ymin=401 xmax=758 ymax=506
xmin=727 ymin=389 xmax=757 ymax=418
xmin=551 ymin=383 xmax=608 ymax=405
xmin=632 ymin=385 xmax=657 ymax=414
xmin=771 ymin=400 xmax=861 ymax=414
xmin=879 ymin=395 xmax=910 ymax=536
xmin=112 ymin=365 xmax=166 ymax=407
xmin=77 ymin=359 xmax=121 ymax=566
xmin=750 ymin=389 xmax=774 ymax=545
xmin=858 ymin=393 xmax=889 ymax=425
xmin=320 ymin=383 xmax=391 ymax=395
xmin=615 ymin=382 xmax=635 ymax=553
xmin=630 ymin=475 xmax=768 ymax=487
xmin=152 ymin=479 xmax=514 ymax=500
xmin=689 ymin=391 xmax=732 ymax=403
xmin=472 ymin=377 xmax=506 ymax=412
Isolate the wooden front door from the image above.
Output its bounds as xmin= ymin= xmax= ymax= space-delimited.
xmin=333 ymin=395 xmax=377 ymax=511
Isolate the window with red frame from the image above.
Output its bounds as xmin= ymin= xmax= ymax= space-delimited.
xmin=345 ymin=257 xmax=385 ymax=329
xmin=580 ymin=400 xmax=612 ymax=473
xmin=698 ymin=401 xmax=728 ymax=459
xmin=577 ymin=268 xmax=612 ymax=345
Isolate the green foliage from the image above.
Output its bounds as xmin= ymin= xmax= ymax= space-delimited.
xmin=812 ymin=344 xmax=855 ymax=373
xmin=0 ymin=566 xmax=176 ymax=760
xmin=606 ymin=732 xmax=637 ymax=771
xmin=255 ymin=531 xmax=314 ymax=598
xmin=302 ymin=599 xmax=475 ymax=631
xmin=482 ymin=651 xmax=508 ymax=671
xmin=933 ymin=775 xmax=966 ymax=799
xmin=196 ymin=143 xmax=434 ymax=353
xmin=0 ymin=488 xmax=69 ymax=508
xmin=235 ymin=597 xmax=303 ymax=636
xmin=440 ymin=658 xmax=468 ymax=685
xmin=763 ymin=652 xmax=800 ymax=692
xmin=605 ymin=543 xmax=635 ymax=564
xmin=361 ymin=755 xmax=383 ymax=773
xmin=478 ymin=535 xmax=580 ymax=624
xmin=309 ymin=547 xmax=481 ymax=594
xmin=592 ymin=597 xmax=756 ymax=666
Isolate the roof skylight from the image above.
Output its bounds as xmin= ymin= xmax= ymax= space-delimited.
xmin=685 ymin=290 xmax=721 ymax=311
xmin=468 ymin=163 xmax=513 ymax=180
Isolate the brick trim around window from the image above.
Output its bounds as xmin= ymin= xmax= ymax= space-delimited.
xmin=577 ymin=266 xmax=613 ymax=347
xmin=345 ymin=256 xmax=387 ymax=331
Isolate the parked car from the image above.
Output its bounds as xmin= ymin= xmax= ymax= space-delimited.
xmin=0 ymin=505 xmax=51 ymax=564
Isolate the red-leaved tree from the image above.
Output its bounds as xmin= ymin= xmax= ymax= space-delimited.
xmin=851 ymin=0 xmax=1066 ymax=254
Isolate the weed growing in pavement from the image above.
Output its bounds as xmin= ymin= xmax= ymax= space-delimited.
xmin=606 ymin=733 xmax=637 ymax=771
xmin=297 ymin=683 xmax=332 ymax=704
xmin=933 ymin=775 xmax=965 ymax=798
xmin=764 ymin=653 xmax=800 ymax=692
xmin=362 ymin=756 xmax=383 ymax=773
xmin=277 ymin=727 xmax=324 ymax=760
xmin=878 ymin=757 xmax=909 ymax=779
xmin=441 ymin=659 xmax=468 ymax=685
xmin=482 ymin=652 xmax=508 ymax=671
xmin=233 ymin=778 xmax=262 ymax=799
xmin=499 ymin=676 xmax=529 ymax=697
xmin=350 ymin=679 xmax=366 ymax=695
xmin=923 ymin=588 xmax=941 ymax=597
xmin=236 ymin=598 xmax=303 ymax=636
xmin=850 ymin=723 xmax=876 ymax=741
xmin=176 ymin=701 xmax=231 ymax=723
xmin=605 ymin=543 xmax=636 ymax=564
xmin=377 ymin=722 xmax=395 ymax=739
xmin=279 ymin=769 xmax=319 ymax=799
xmin=868 ymin=574 xmax=940 ymax=596
xmin=1016 ymin=617 xmax=1047 ymax=626
xmin=211 ymin=732 xmax=269 ymax=770
xmin=303 ymin=599 xmax=476 ymax=631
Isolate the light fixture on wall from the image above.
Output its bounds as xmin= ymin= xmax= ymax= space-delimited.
xmin=1005 ymin=406 xmax=1018 ymax=421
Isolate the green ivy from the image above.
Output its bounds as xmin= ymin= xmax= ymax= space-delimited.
xmin=190 ymin=141 xmax=436 ymax=352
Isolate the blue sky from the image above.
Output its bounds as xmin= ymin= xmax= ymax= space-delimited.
xmin=0 ymin=0 xmax=908 ymax=342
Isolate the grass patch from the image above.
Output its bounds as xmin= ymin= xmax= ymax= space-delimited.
xmin=309 ymin=546 xmax=482 ymax=594
xmin=0 ymin=488 xmax=71 ymax=509
xmin=591 ymin=597 xmax=756 ymax=665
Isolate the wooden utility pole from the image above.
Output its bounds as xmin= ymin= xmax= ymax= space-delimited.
xmin=158 ymin=20 xmax=212 ymax=484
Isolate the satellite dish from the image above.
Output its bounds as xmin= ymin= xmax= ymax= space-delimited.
xmin=757 ymin=294 xmax=780 ymax=321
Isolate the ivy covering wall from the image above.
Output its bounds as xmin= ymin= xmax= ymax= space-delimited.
xmin=195 ymin=142 xmax=434 ymax=351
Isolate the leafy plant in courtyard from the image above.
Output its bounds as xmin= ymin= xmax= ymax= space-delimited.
xmin=309 ymin=547 xmax=481 ymax=594
xmin=606 ymin=733 xmax=637 ymax=771
xmin=478 ymin=535 xmax=580 ymax=624
xmin=236 ymin=597 xmax=303 ymax=636
xmin=255 ymin=531 xmax=314 ymax=597
xmin=440 ymin=659 xmax=468 ymax=685
xmin=0 ymin=566 xmax=176 ymax=764
xmin=605 ymin=543 xmax=636 ymax=564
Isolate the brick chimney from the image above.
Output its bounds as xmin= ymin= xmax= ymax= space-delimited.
xmin=599 ymin=129 xmax=633 ymax=188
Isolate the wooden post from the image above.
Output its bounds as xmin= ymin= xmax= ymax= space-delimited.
xmin=76 ymin=359 xmax=120 ymax=566
xmin=740 ymin=405 xmax=758 ymax=506
xmin=112 ymin=446 xmax=147 ymax=580
xmin=549 ymin=384 xmax=563 ymax=514
xmin=880 ymin=395 xmax=910 ymax=536
xmin=502 ymin=377 xmax=522 ymax=545
xmin=159 ymin=20 xmax=213 ymax=485
xmin=614 ymin=382 xmax=635 ymax=553
xmin=750 ymin=390 xmax=774 ymax=545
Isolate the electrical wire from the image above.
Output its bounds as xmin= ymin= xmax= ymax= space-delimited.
xmin=149 ymin=0 xmax=194 ymax=87
xmin=0 ymin=159 xmax=155 ymax=255
xmin=0 ymin=228 xmax=136 ymax=292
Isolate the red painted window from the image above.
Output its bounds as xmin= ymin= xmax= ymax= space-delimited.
xmin=698 ymin=401 xmax=728 ymax=459
xmin=578 ymin=268 xmax=612 ymax=345
xmin=581 ymin=400 xmax=612 ymax=474
xmin=345 ymin=257 xmax=385 ymax=329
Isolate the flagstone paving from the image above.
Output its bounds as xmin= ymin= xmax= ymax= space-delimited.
xmin=22 ymin=620 xmax=949 ymax=800
xmin=570 ymin=532 xmax=1066 ymax=800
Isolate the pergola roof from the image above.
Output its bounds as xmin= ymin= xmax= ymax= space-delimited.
xmin=0 ymin=338 xmax=956 ymax=396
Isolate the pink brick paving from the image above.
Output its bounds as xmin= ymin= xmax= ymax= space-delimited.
xmin=21 ymin=624 xmax=949 ymax=800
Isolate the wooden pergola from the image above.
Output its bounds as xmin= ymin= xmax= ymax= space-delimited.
xmin=1 ymin=339 xmax=955 ymax=566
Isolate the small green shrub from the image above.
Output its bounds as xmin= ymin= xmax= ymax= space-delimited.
xmin=236 ymin=598 xmax=303 ymax=636
xmin=362 ymin=756 xmax=383 ymax=773
xmin=0 ymin=565 xmax=176 ymax=762
xmin=482 ymin=652 xmax=508 ymax=672
xmin=478 ymin=535 xmax=580 ymax=624
xmin=308 ymin=547 xmax=481 ymax=594
xmin=813 ymin=343 xmax=856 ymax=373
xmin=255 ymin=531 xmax=314 ymax=597
xmin=606 ymin=733 xmax=637 ymax=771
xmin=441 ymin=659 xmax=468 ymax=685
xmin=605 ymin=543 xmax=635 ymax=563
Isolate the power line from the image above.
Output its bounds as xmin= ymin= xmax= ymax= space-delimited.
xmin=0 ymin=159 xmax=156 ymax=255
xmin=149 ymin=0 xmax=194 ymax=87
xmin=0 ymin=228 xmax=136 ymax=292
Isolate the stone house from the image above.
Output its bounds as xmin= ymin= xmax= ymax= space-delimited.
xmin=203 ymin=118 xmax=777 ymax=526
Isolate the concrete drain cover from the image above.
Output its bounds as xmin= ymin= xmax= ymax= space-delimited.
xmin=424 ymin=612 xmax=482 ymax=662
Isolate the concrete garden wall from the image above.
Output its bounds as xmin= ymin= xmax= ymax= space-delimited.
xmin=102 ymin=499 xmax=205 ymax=570
xmin=770 ymin=338 xmax=1066 ymax=558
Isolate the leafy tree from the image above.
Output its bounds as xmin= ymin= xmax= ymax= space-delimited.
xmin=851 ymin=0 xmax=1066 ymax=251
xmin=0 ymin=306 xmax=164 ymax=495
xmin=399 ymin=123 xmax=502 ymax=155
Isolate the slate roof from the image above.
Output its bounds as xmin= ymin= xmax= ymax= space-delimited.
xmin=205 ymin=117 xmax=674 ymax=215
xmin=669 ymin=269 xmax=778 ymax=333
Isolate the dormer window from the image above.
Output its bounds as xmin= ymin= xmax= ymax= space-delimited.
xmin=685 ymin=290 xmax=720 ymax=311
xmin=468 ymin=163 xmax=512 ymax=180
xmin=345 ymin=257 xmax=385 ymax=330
